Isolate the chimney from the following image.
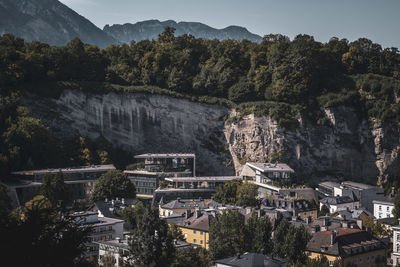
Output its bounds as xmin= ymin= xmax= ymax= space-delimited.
xmin=391 ymin=187 xmax=395 ymax=198
xmin=122 ymin=198 xmax=125 ymax=204
xmin=116 ymin=237 xmax=121 ymax=243
xmin=330 ymin=230 xmax=336 ymax=245
xmin=105 ymin=198 xmax=108 ymax=203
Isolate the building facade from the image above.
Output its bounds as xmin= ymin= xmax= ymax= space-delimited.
xmin=373 ymin=197 xmax=395 ymax=219
xmin=393 ymin=225 xmax=400 ymax=266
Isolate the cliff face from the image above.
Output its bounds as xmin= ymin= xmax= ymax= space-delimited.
xmin=23 ymin=90 xmax=400 ymax=184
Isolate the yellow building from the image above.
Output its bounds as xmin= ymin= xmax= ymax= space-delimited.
xmin=298 ymin=209 xmax=318 ymax=220
xmin=306 ymin=228 xmax=386 ymax=267
xmin=177 ymin=211 xmax=213 ymax=249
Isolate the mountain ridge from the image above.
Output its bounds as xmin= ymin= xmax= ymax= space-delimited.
xmin=103 ymin=19 xmax=263 ymax=44
xmin=0 ymin=0 xmax=116 ymax=47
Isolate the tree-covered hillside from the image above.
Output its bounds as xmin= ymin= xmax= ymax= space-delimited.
xmin=0 ymin=28 xmax=399 ymax=175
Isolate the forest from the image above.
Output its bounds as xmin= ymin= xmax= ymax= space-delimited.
xmin=0 ymin=27 xmax=399 ymax=175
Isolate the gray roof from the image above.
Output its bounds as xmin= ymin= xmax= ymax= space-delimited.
xmin=318 ymin=181 xmax=341 ymax=189
xmin=320 ymin=194 xmax=358 ymax=205
xmin=341 ymin=181 xmax=376 ymax=190
xmin=215 ymin=253 xmax=284 ymax=267
xmin=373 ymin=196 xmax=394 ymax=205
xmin=246 ymin=162 xmax=294 ymax=173
xmin=161 ymin=198 xmax=218 ymax=210
xmin=11 ymin=164 xmax=115 ymax=176
xmin=94 ymin=198 xmax=136 ymax=218
xmin=134 ymin=153 xmax=195 ymax=159
xmin=165 ymin=176 xmax=241 ymax=182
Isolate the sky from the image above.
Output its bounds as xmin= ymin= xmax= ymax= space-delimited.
xmin=59 ymin=0 xmax=400 ymax=48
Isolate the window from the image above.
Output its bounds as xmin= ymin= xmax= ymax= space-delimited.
xmin=200 ymin=240 xmax=203 ymax=245
xmin=193 ymin=239 xmax=197 ymax=244
xmin=397 ymin=244 xmax=400 ymax=253
xmin=200 ymin=231 xmax=203 ymax=236
xmin=387 ymin=206 xmax=390 ymax=211
xmin=379 ymin=205 xmax=382 ymax=211
xmin=193 ymin=230 xmax=196 ymax=234
xmin=397 ymin=233 xmax=400 ymax=240
xmin=108 ymin=235 xmax=112 ymax=240
xmin=184 ymin=233 xmax=187 ymax=239
xmin=329 ymin=260 xmax=333 ymax=266
xmin=108 ymin=226 xmax=112 ymax=230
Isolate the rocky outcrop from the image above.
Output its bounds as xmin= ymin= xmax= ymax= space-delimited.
xmin=22 ymin=91 xmax=400 ymax=184
xmin=22 ymin=90 xmax=234 ymax=176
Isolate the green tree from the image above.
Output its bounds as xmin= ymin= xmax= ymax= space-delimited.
xmin=168 ymin=223 xmax=185 ymax=241
xmin=91 ymin=170 xmax=136 ymax=202
xmin=121 ymin=201 xmax=144 ymax=229
xmin=0 ymin=182 xmax=11 ymax=221
xmin=319 ymin=204 xmax=330 ymax=216
xmin=209 ymin=209 xmax=246 ymax=260
xmin=247 ymin=214 xmax=273 ymax=254
xmin=213 ymin=179 xmax=245 ymax=205
xmin=273 ymin=218 xmax=291 ymax=258
xmin=100 ymin=253 xmax=116 ymax=267
xmin=393 ymin=192 xmax=400 ymax=222
xmin=128 ymin=207 xmax=174 ymax=267
xmin=0 ymin=195 xmax=92 ymax=267
xmin=40 ymin=171 xmax=69 ymax=207
xmin=285 ymin=224 xmax=311 ymax=265
xmin=171 ymin=247 xmax=210 ymax=267
xmin=236 ymin=182 xmax=259 ymax=206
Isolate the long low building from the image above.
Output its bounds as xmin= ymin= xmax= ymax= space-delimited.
xmin=165 ymin=176 xmax=241 ymax=189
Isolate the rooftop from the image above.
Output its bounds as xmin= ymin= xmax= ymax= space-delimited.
xmin=161 ymin=198 xmax=218 ymax=210
xmin=320 ymin=195 xmax=358 ymax=205
xmin=318 ymin=181 xmax=341 ymax=189
xmin=165 ymin=176 xmax=241 ymax=182
xmin=215 ymin=252 xmax=284 ymax=267
xmin=246 ymin=162 xmax=294 ymax=173
xmin=341 ymin=181 xmax=376 ymax=190
xmin=11 ymin=164 xmax=115 ymax=176
xmin=134 ymin=153 xmax=195 ymax=159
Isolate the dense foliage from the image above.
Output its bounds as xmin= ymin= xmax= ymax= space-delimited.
xmin=208 ymin=210 xmax=273 ymax=260
xmin=0 ymin=192 xmax=92 ymax=266
xmin=40 ymin=171 xmax=69 ymax=207
xmin=213 ymin=179 xmax=259 ymax=206
xmin=90 ymin=170 xmax=136 ymax=202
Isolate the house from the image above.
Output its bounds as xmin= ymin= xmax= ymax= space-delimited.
xmin=319 ymin=194 xmax=359 ymax=214
xmin=241 ymin=162 xmax=294 ymax=184
xmin=393 ymin=224 xmax=400 ymax=266
xmin=316 ymin=182 xmax=341 ymax=197
xmin=215 ymin=252 xmax=285 ymax=267
xmin=305 ymin=216 xmax=362 ymax=234
xmin=261 ymin=198 xmax=318 ymax=220
xmin=337 ymin=181 xmax=384 ymax=212
xmin=306 ymin=228 xmax=386 ymax=267
xmin=373 ymin=189 xmax=396 ymax=219
xmin=93 ymin=198 xmax=135 ymax=218
xmin=72 ymin=211 xmax=124 ymax=257
xmin=125 ymin=153 xmax=195 ymax=195
xmin=96 ymin=237 xmax=192 ymax=267
xmin=177 ymin=210 xmax=214 ymax=249
xmin=159 ymin=198 xmax=218 ymax=218
xmin=164 ymin=176 xmax=241 ymax=190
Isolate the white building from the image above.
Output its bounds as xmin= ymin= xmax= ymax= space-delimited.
xmin=393 ymin=224 xmax=400 ymax=266
xmin=373 ymin=197 xmax=395 ymax=219
xmin=72 ymin=211 xmax=124 ymax=257
xmin=319 ymin=195 xmax=360 ymax=214
xmin=97 ymin=238 xmax=131 ymax=267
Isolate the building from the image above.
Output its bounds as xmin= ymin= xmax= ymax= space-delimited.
xmin=159 ymin=198 xmax=218 ymax=218
xmin=11 ymin=165 xmax=116 ymax=182
xmin=337 ymin=181 xmax=384 ymax=212
xmin=125 ymin=153 xmax=195 ymax=195
xmin=306 ymin=228 xmax=386 ymax=267
xmin=93 ymin=198 xmax=136 ymax=218
xmin=165 ymin=176 xmax=241 ymax=190
xmin=9 ymin=165 xmax=116 ymax=206
xmin=319 ymin=194 xmax=360 ymax=214
xmin=241 ymin=162 xmax=294 ymax=184
xmin=177 ymin=210 xmax=214 ymax=249
xmin=96 ymin=237 xmax=192 ymax=267
xmin=393 ymin=224 xmax=400 ymax=266
xmin=316 ymin=182 xmax=341 ymax=197
xmin=373 ymin=190 xmax=395 ymax=219
xmin=72 ymin=211 xmax=124 ymax=257
xmin=215 ymin=252 xmax=285 ymax=267
xmin=261 ymin=198 xmax=318 ymax=220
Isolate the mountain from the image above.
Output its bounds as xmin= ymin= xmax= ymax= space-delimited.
xmin=103 ymin=20 xmax=263 ymax=44
xmin=0 ymin=0 xmax=115 ymax=47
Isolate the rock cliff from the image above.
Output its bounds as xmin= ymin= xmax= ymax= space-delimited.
xmin=22 ymin=90 xmax=400 ymax=184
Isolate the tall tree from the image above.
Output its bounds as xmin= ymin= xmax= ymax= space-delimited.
xmin=393 ymin=192 xmax=400 ymax=222
xmin=236 ymin=182 xmax=259 ymax=206
xmin=91 ymin=170 xmax=136 ymax=202
xmin=209 ymin=209 xmax=246 ymax=260
xmin=40 ymin=171 xmax=69 ymax=207
xmin=246 ymin=213 xmax=273 ymax=254
xmin=128 ymin=207 xmax=174 ymax=267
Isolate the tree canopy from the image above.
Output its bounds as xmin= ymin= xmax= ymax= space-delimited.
xmin=90 ymin=170 xmax=136 ymax=202
xmin=213 ymin=179 xmax=258 ymax=206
